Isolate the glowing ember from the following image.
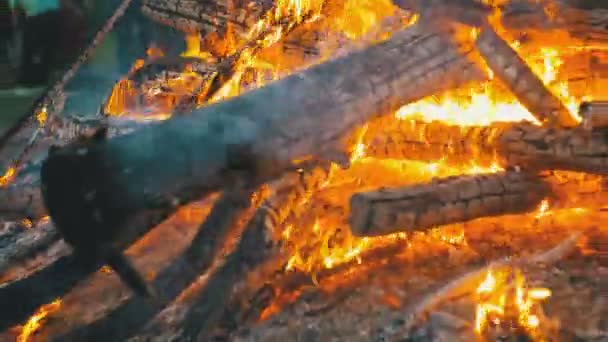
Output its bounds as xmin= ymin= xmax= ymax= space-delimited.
xmin=17 ymin=299 xmax=61 ymax=342
xmin=0 ymin=166 xmax=16 ymax=187
xmin=36 ymin=107 xmax=47 ymax=128
xmin=474 ymin=267 xmax=552 ymax=338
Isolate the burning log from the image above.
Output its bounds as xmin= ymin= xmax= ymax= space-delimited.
xmin=364 ymin=119 xmax=608 ymax=175
xmin=499 ymin=123 xmax=608 ymax=174
xmin=363 ymin=117 xmax=507 ymax=167
xmin=39 ymin=22 xmax=483 ymax=294
xmin=475 ymin=26 xmax=578 ymax=128
xmin=349 ymin=171 xmax=548 ymax=237
xmin=141 ymin=0 xmax=272 ymax=38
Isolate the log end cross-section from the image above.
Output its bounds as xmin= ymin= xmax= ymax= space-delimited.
xmin=349 ymin=171 xmax=549 ymax=237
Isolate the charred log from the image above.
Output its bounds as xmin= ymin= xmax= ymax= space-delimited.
xmin=141 ymin=0 xmax=272 ymax=38
xmin=475 ymin=26 xmax=578 ymax=127
xmin=39 ymin=22 xmax=483 ymax=294
xmin=364 ymin=119 xmax=608 ymax=175
xmin=127 ymin=163 xmax=329 ymax=340
xmin=499 ymin=123 xmax=608 ymax=174
xmin=363 ymin=117 xmax=507 ymax=168
xmin=349 ymin=171 xmax=548 ymax=237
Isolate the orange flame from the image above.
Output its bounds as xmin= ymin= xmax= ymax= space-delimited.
xmin=474 ymin=268 xmax=552 ymax=337
xmin=17 ymin=299 xmax=61 ymax=342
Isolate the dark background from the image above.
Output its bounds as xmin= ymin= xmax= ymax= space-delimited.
xmin=0 ymin=0 xmax=184 ymax=132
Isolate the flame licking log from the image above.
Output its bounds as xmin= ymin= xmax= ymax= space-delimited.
xmin=364 ymin=119 xmax=608 ymax=175
xmin=349 ymin=171 xmax=548 ymax=237
xmin=141 ymin=0 xmax=272 ymax=42
xmin=475 ymin=26 xmax=579 ymax=127
xmin=0 ymin=220 xmax=59 ymax=277
xmin=129 ymin=164 xmax=331 ymax=341
xmin=39 ymin=22 xmax=484 ymax=296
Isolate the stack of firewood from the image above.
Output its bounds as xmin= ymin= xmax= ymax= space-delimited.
xmin=0 ymin=0 xmax=607 ymax=340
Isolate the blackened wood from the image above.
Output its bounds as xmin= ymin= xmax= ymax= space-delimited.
xmin=349 ymin=171 xmax=549 ymax=236
xmin=53 ymin=190 xmax=253 ymax=341
xmin=40 ymin=23 xmax=483 ymax=295
xmin=0 ymin=221 xmax=59 ymax=276
xmin=364 ymin=119 xmax=608 ymax=175
xmin=580 ymin=101 xmax=608 ymax=129
xmin=141 ymin=0 xmax=272 ymax=37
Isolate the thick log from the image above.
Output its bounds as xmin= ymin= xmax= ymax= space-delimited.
xmin=363 ymin=117 xmax=508 ymax=167
xmin=349 ymin=171 xmax=549 ymax=237
xmin=364 ymin=119 xmax=608 ymax=175
xmin=475 ymin=26 xmax=578 ymax=128
xmin=499 ymin=123 xmax=608 ymax=174
xmin=40 ymin=22 xmax=483 ymax=292
xmin=141 ymin=0 xmax=272 ymax=38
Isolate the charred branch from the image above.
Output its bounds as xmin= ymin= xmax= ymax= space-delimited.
xmin=128 ymin=164 xmax=330 ymax=340
xmin=141 ymin=0 xmax=272 ymax=38
xmin=475 ymin=26 xmax=578 ymax=127
xmin=499 ymin=123 xmax=608 ymax=174
xmin=349 ymin=171 xmax=548 ymax=237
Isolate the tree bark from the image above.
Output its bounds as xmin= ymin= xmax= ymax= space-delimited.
xmin=499 ymin=122 xmax=608 ymax=174
xmin=39 ymin=22 xmax=483 ymax=289
xmin=349 ymin=171 xmax=549 ymax=237
xmin=475 ymin=26 xmax=578 ymax=127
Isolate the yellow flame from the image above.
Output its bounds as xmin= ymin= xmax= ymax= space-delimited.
xmin=535 ymin=200 xmax=550 ymax=219
xmin=36 ymin=107 xmax=47 ymax=128
xmin=474 ymin=268 xmax=551 ymax=336
xmin=18 ymin=299 xmax=61 ymax=342
xmin=0 ymin=166 xmax=16 ymax=187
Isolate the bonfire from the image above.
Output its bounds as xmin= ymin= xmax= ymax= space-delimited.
xmin=0 ymin=0 xmax=606 ymax=341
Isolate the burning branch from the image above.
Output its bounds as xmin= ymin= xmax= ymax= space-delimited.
xmin=130 ymin=164 xmax=331 ymax=341
xmin=475 ymin=26 xmax=579 ymax=127
xmin=365 ymin=119 xmax=608 ymax=175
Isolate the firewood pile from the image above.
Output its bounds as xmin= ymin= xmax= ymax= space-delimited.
xmin=0 ymin=0 xmax=606 ymax=341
